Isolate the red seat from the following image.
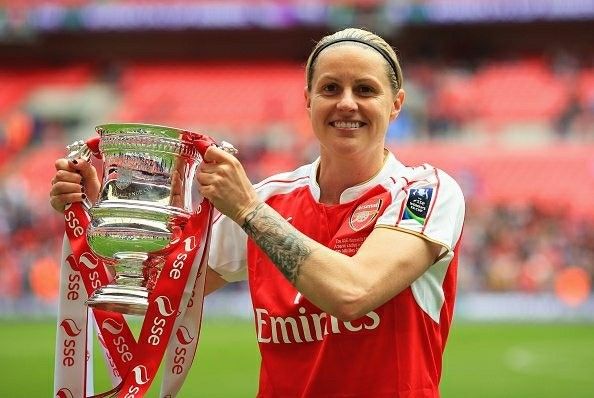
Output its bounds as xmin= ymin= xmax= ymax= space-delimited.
xmin=577 ymin=68 xmax=594 ymax=108
xmin=113 ymin=62 xmax=309 ymax=138
xmin=393 ymin=143 xmax=594 ymax=219
xmin=470 ymin=61 xmax=568 ymax=123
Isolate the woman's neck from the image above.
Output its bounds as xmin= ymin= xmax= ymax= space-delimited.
xmin=317 ymin=148 xmax=387 ymax=204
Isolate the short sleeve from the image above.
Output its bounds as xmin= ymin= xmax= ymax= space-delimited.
xmin=207 ymin=212 xmax=248 ymax=282
xmin=376 ymin=167 xmax=465 ymax=252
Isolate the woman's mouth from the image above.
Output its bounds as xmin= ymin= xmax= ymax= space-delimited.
xmin=330 ymin=121 xmax=365 ymax=129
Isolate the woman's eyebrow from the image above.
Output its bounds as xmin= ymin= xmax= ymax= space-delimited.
xmin=353 ymin=76 xmax=381 ymax=84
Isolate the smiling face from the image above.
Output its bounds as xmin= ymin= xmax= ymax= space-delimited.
xmin=305 ymin=44 xmax=404 ymax=159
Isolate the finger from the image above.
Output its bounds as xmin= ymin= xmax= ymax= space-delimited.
xmin=196 ymin=171 xmax=221 ymax=186
xmin=68 ymin=158 xmax=101 ymax=203
xmin=197 ymin=185 xmax=216 ymax=200
xmin=53 ymin=169 xmax=83 ymax=184
xmin=55 ymin=158 xmax=76 ymax=172
xmin=70 ymin=159 xmax=98 ymax=182
xmin=199 ymin=161 xmax=219 ymax=173
xmin=50 ymin=193 xmax=87 ymax=212
xmin=203 ymin=146 xmax=235 ymax=164
xmin=49 ymin=196 xmax=66 ymax=212
xmin=50 ymin=181 xmax=83 ymax=197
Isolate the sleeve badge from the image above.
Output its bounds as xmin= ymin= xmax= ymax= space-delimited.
xmin=402 ymin=188 xmax=433 ymax=225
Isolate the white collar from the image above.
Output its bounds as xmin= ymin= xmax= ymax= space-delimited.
xmin=308 ymin=151 xmax=405 ymax=204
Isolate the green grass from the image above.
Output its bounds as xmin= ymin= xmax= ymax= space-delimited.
xmin=1 ymin=319 xmax=593 ymax=397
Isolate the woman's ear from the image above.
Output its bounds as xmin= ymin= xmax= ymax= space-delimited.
xmin=390 ymin=89 xmax=406 ymax=120
xmin=304 ymin=86 xmax=311 ymax=112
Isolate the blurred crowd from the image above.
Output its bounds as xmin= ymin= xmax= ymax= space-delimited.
xmin=1 ymin=130 xmax=593 ymax=310
xmin=388 ymin=51 xmax=594 ymax=144
xmin=460 ymin=203 xmax=594 ymax=294
xmin=0 ymin=52 xmax=593 ymax=312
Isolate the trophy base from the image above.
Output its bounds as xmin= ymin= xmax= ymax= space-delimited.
xmin=86 ymin=285 xmax=149 ymax=316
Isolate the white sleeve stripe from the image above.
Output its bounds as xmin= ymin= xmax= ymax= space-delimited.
xmin=255 ymin=175 xmax=309 ymax=190
xmin=421 ymin=168 xmax=441 ymax=234
xmin=256 ymin=177 xmax=310 ymax=201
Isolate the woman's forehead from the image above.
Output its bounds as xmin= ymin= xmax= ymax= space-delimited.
xmin=316 ymin=42 xmax=386 ymax=63
xmin=312 ymin=44 xmax=389 ymax=79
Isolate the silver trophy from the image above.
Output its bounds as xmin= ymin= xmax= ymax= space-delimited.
xmin=66 ymin=123 xmax=236 ymax=316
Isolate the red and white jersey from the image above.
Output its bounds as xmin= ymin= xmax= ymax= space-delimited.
xmin=209 ymin=152 xmax=465 ymax=398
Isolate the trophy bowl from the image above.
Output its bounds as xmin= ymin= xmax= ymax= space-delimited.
xmin=78 ymin=123 xmax=214 ymax=316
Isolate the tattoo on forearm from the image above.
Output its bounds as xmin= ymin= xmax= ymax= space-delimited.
xmin=241 ymin=203 xmax=311 ymax=284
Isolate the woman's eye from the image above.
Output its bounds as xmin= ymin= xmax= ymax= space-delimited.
xmin=358 ymin=86 xmax=375 ymax=94
xmin=322 ymin=83 xmax=338 ymax=93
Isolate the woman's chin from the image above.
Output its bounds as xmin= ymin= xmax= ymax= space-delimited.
xmin=325 ymin=138 xmax=369 ymax=157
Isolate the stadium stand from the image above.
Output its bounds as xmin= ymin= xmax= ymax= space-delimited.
xmin=114 ymin=62 xmax=309 ymax=135
xmin=0 ymin=0 xmax=592 ymax=316
xmin=0 ymin=57 xmax=593 ymax=311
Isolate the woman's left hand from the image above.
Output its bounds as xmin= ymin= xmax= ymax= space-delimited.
xmin=197 ymin=145 xmax=261 ymax=224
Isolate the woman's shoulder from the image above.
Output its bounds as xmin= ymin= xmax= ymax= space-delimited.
xmin=253 ymin=163 xmax=313 ymax=198
xmin=388 ymin=159 xmax=464 ymax=200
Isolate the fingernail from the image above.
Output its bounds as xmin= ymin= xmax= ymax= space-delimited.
xmin=81 ymin=193 xmax=87 ymax=200
xmin=72 ymin=159 xmax=78 ymax=165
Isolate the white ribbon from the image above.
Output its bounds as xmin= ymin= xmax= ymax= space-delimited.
xmin=54 ymin=234 xmax=209 ymax=397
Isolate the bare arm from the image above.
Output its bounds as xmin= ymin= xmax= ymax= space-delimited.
xmin=197 ymin=147 xmax=443 ymax=320
xmin=240 ymin=202 xmax=441 ymax=320
xmin=204 ymin=268 xmax=228 ymax=296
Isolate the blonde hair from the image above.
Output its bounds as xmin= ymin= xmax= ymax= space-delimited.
xmin=305 ymin=28 xmax=403 ymax=93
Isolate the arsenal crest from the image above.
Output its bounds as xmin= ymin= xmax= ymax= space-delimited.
xmin=349 ymin=198 xmax=382 ymax=232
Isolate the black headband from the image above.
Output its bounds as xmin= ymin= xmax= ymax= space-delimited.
xmin=308 ymin=38 xmax=401 ymax=89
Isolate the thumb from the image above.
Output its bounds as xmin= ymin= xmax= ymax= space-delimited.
xmin=203 ymin=145 xmax=232 ymax=164
xmin=70 ymin=158 xmax=97 ymax=181
xmin=70 ymin=158 xmax=101 ymax=202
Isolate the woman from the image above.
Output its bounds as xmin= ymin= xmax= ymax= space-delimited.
xmin=51 ymin=28 xmax=465 ymax=397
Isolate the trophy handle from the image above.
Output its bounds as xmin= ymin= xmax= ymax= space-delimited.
xmin=85 ymin=136 xmax=102 ymax=158
xmin=182 ymin=131 xmax=238 ymax=157
xmin=65 ymin=137 xmax=103 ymax=210
xmin=65 ymin=137 xmax=102 ymax=161
xmin=219 ymin=140 xmax=239 ymax=156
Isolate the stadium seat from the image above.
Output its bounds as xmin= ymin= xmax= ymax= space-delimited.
xmin=114 ymin=63 xmax=309 ymax=136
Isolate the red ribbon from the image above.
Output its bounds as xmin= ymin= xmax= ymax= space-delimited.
xmin=63 ymin=200 xmax=212 ymax=397
xmin=64 ymin=202 xmax=136 ymax=379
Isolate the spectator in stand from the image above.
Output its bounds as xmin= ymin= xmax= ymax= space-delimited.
xmin=459 ymin=204 xmax=594 ymax=293
xmin=556 ymin=91 xmax=582 ymax=139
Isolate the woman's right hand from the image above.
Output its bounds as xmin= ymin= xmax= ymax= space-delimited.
xmin=49 ymin=158 xmax=101 ymax=213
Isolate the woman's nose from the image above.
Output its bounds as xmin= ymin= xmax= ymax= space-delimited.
xmin=336 ymin=89 xmax=357 ymax=112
